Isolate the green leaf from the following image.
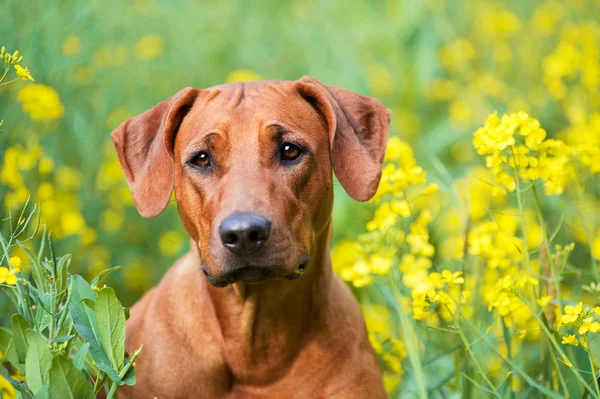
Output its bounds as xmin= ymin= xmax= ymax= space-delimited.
xmin=91 ymin=266 xmax=120 ymax=287
xmin=55 ymin=254 xmax=71 ymax=303
xmin=35 ymin=293 xmax=53 ymax=334
xmin=11 ymin=314 xmax=29 ymax=365
xmin=0 ymin=327 xmax=22 ymax=372
xmin=72 ymin=343 xmax=89 ymax=370
xmin=92 ymin=287 xmax=126 ymax=371
xmin=68 ymin=275 xmax=120 ymax=382
xmin=34 ymin=387 xmax=49 ymax=399
xmin=47 ymin=355 xmax=94 ymax=399
xmin=121 ymin=345 xmax=143 ymax=386
xmin=25 ymin=330 xmax=52 ymax=395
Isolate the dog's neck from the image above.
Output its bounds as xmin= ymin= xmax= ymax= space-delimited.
xmin=199 ymin=221 xmax=333 ymax=385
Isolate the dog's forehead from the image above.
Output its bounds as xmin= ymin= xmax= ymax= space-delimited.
xmin=199 ymin=80 xmax=303 ymax=114
xmin=180 ymin=80 xmax=324 ymax=138
xmin=206 ymin=79 xmax=288 ymax=95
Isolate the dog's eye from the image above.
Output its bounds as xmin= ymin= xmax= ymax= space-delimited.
xmin=280 ymin=143 xmax=303 ymax=162
xmin=191 ymin=151 xmax=211 ymax=168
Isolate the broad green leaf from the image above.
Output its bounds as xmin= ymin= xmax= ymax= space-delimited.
xmin=25 ymin=331 xmax=52 ymax=395
xmin=68 ymin=275 xmax=120 ymax=382
xmin=92 ymin=287 xmax=126 ymax=370
xmin=72 ymin=343 xmax=89 ymax=370
xmin=0 ymin=327 xmax=21 ymax=372
xmin=34 ymin=387 xmax=49 ymax=399
xmin=47 ymin=355 xmax=94 ymax=399
xmin=91 ymin=266 xmax=120 ymax=287
xmin=11 ymin=314 xmax=29 ymax=365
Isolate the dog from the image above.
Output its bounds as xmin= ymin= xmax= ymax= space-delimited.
xmin=111 ymin=76 xmax=391 ymax=398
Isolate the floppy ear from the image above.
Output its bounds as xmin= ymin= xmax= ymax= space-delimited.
xmin=111 ymin=87 xmax=199 ymax=218
xmin=293 ymin=76 xmax=391 ymax=201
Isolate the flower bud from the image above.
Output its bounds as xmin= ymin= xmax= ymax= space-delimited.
xmin=13 ymin=50 xmax=19 ymax=58
xmin=1 ymin=46 xmax=5 ymax=55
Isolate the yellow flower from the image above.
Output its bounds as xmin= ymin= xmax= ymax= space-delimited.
xmin=578 ymin=317 xmax=600 ymax=334
xmin=61 ymin=211 xmax=86 ymax=236
xmin=473 ymin=111 xmax=527 ymax=155
xmin=0 ymin=267 xmax=17 ymax=285
xmin=38 ymin=156 xmax=54 ymax=175
xmin=561 ymin=334 xmax=579 ymax=346
xmin=9 ymin=256 xmax=22 ymax=272
xmin=62 ymin=35 xmax=81 ymax=56
xmin=536 ymin=295 xmax=553 ymax=307
xmin=441 ymin=270 xmax=465 ymax=284
xmin=0 ymin=373 xmax=16 ymax=399
xmin=159 ymin=230 xmax=185 ymax=256
xmin=14 ymin=65 xmax=34 ymax=81
xmin=56 ymin=166 xmax=82 ymax=190
xmin=592 ymin=236 xmax=600 ymax=261
xmin=225 ymin=69 xmax=262 ymax=83
xmin=134 ymin=34 xmax=165 ymax=60
xmin=101 ymin=209 xmax=125 ymax=232
xmin=123 ymin=258 xmax=153 ymax=294
xmin=560 ymin=302 xmax=583 ymax=325
xmin=80 ymin=227 xmax=98 ymax=245
xmin=17 ymin=84 xmax=65 ymax=121
xmin=449 ymin=100 xmax=472 ymax=129
xmin=369 ymin=254 xmax=393 ymax=275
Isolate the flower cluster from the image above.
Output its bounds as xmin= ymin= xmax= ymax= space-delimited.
xmin=473 ymin=111 xmax=578 ymax=195
xmin=17 ymin=84 xmax=65 ymax=121
xmin=559 ymin=303 xmax=600 ymax=347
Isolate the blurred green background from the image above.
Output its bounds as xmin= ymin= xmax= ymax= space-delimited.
xmin=2 ymin=0 xmax=600 ymax=396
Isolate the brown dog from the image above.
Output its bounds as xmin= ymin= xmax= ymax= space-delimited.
xmin=111 ymin=76 xmax=391 ymax=398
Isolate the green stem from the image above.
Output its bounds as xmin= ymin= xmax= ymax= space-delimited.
xmin=510 ymin=147 xmax=539 ymax=299
xmin=531 ymin=185 xmax=563 ymax=307
xmin=389 ymin=267 xmax=428 ymax=398
xmin=519 ymin=297 xmax=597 ymax=396
xmin=0 ymin=77 xmax=20 ymax=86
xmin=586 ymin=335 xmax=600 ymax=397
xmin=93 ymin=373 xmax=109 ymax=395
xmin=547 ymin=342 xmax=569 ymax=394
xmin=0 ymin=65 xmax=9 ymax=84
xmin=106 ymin=382 xmax=118 ymax=399
xmin=575 ymin=170 xmax=600 ymax=280
xmin=456 ymin=327 xmax=501 ymax=398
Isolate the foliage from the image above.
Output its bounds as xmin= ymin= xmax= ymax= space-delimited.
xmin=0 ymin=47 xmax=139 ymax=399
xmin=0 ymin=200 xmax=141 ymax=398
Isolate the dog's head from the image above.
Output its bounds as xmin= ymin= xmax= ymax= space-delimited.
xmin=112 ymin=77 xmax=390 ymax=287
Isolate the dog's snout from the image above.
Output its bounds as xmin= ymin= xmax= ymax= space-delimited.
xmin=219 ymin=213 xmax=271 ymax=255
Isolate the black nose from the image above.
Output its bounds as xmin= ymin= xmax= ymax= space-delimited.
xmin=219 ymin=213 xmax=271 ymax=255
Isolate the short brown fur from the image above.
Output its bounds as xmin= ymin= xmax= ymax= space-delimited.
xmin=112 ymin=77 xmax=391 ymax=398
